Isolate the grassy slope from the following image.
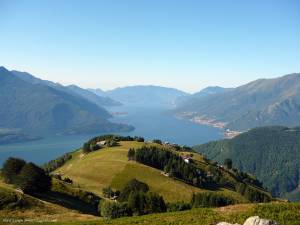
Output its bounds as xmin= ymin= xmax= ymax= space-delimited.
xmin=0 ymin=180 xmax=97 ymax=222
xmin=55 ymin=141 xmax=248 ymax=203
xmin=12 ymin=202 xmax=300 ymax=225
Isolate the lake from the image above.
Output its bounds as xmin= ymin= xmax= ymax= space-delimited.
xmin=0 ymin=105 xmax=223 ymax=166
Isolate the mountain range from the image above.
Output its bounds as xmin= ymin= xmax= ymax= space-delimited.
xmin=90 ymin=85 xmax=189 ymax=107
xmin=0 ymin=67 xmax=133 ymax=138
xmin=175 ymin=73 xmax=300 ymax=131
xmin=11 ymin=70 xmax=121 ymax=107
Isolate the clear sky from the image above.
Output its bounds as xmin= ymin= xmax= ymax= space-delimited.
xmin=0 ymin=0 xmax=299 ymax=93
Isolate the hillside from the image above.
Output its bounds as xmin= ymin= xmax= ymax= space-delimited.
xmin=11 ymin=70 xmax=121 ymax=107
xmin=35 ymin=203 xmax=300 ymax=225
xmin=53 ymin=138 xmax=269 ymax=204
xmin=175 ymin=73 xmax=300 ymax=131
xmin=0 ymin=67 xmax=133 ymax=136
xmin=194 ymin=126 xmax=300 ymax=201
xmin=1 ymin=135 xmax=299 ymax=224
xmin=0 ymin=178 xmax=97 ymax=222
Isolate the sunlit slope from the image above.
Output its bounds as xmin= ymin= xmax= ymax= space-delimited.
xmin=55 ymin=141 xmax=248 ymax=203
xmin=0 ymin=179 xmax=96 ymax=222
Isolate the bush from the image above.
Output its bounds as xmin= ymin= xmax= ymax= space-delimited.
xmin=100 ymin=201 xmax=131 ymax=219
xmin=63 ymin=177 xmax=73 ymax=184
xmin=127 ymin=148 xmax=135 ymax=160
xmin=167 ymin=201 xmax=192 ymax=212
xmin=2 ymin=157 xmax=26 ymax=184
xmin=102 ymin=186 xmax=114 ymax=198
xmin=152 ymin=139 xmax=162 ymax=144
xmin=17 ymin=163 xmax=51 ymax=194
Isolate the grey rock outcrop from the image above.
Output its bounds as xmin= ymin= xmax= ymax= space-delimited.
xmin=217 ymin=223 xmax=241 ymax=225
xmin=217 ymin=216 xmax=281 ymax=225
xmin=243 ymin=216 xmax=281 ymax=225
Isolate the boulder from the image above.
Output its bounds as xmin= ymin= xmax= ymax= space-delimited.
xmin=243 ymin=216 xmax=281 ymax=225
xmin=217 ymin=216 xmax=281 ymax=225
xmin=217 ymin=223 xmax=241 ymax=225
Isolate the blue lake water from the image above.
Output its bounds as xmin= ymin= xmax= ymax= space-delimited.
xmin=0 ymin=105 xmax=223 ymax=166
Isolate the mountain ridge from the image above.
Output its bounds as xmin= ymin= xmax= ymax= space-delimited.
xmin=175 ymin=73 xmax=300 ymax=131
xmin=0 ymin=67 xmax=133 ymax=137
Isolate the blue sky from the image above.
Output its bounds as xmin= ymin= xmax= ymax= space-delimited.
xmin=0 ymin=0 xmax=299 ymax=93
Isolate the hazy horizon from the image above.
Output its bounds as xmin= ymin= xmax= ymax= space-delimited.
xmin=1 ymin=0 xmax=299 ymax=92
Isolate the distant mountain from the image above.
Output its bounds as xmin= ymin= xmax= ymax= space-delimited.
xmin=193 ymin=86 xmax=232 ymax=98
xmin=66 ymin=85 xmax=121 ymax=107
xmin=11 ymin=71 xmax=121 ymax=107
xmin=105 ymin=85 xmax=189 ymax=107
xmin=175 ymin=86 xmax=231 ymax=106
xmin=194 ymin=126 xmax=300 ymax=201
xmin=0 ymin=67 xmax=133 ymax=136
xmin=87 ymin=88 xmax=106 ymax=96
xmin=175 ymin=73 xmax=300 ymax=130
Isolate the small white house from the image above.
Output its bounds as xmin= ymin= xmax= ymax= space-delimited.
xmin=96 ymin=140 xmax=106 ymax=146
xmin=181 ymin=156 xmax=191 ymax=164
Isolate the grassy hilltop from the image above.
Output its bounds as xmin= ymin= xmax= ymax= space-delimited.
xmin=54 ymin=141 xmax=249 ymax=203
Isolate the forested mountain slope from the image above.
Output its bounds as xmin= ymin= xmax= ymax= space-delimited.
xmin=175 ymin=73 xmax=300 ymax=130
xmin=0 ymin=67 xmax=132 ymax=136
xmin=194 ymin=126 xmax=300 ymax=201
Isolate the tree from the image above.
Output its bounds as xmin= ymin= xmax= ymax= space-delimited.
xmin=82 ymin=142 xmax=91 ymax=153
xmin=100 ymin=201 xmax=131 ymax=219
xmin=152 ymin=139 xmax=162 ymax=144
xmin=17 ymin=162 xmax=51 ymax=194
xmin=118 ymin=179 xmax=149 ymax=202
xmin=102 ymin=186 xmax=114 ymax=198
xmin=2 ymin=157 xmax=26 ymax=184
xmin=224 ymin=158 xmax=233 ymax=170
xmin=127 ymin=148 xmax=135 ymax=160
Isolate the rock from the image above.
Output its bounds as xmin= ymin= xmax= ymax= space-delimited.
xmin=217 ymin=223 xmax=241 ymax=225
xmin=243 ymin=216 xmax=281 ymax=225
xmin=217 ymin=216 xmax=281 ymax=225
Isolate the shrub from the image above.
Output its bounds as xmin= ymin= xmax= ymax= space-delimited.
xmin=17 ymin=163 xmax=51 ymax=194
xmin=127 ymin=148 xmax=135 ymax=160
xmin=102 ymin=186 xmax=114 ymax=198
xmin=167 ymin=201 xmax=192 ymax=212
xmin=100 ymin=201 xmax=131 ymax=219
xmin=2 ymin=157 xmax=26 ymax=184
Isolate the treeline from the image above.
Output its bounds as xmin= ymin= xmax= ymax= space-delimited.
xmin=100 ymin=179 xmax=166 ymax=219
xmin=82 ymin=135 xmax=144 ymax=154
xmin=2 ymin=157 xmax=51 ymax=194
xmin=191 ymin=192 xmax=235 ymax=207
xmin=236 ymin=183 xmax=271 ymax=202
xmin=43 ymin=152 xmax=72 ymax=173
xmin=152 ymin=139 xmax=193 ymax=152
xmin=129 ymin=146 xmax=208 ymax=188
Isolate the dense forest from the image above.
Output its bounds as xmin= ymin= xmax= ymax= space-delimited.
xmin=195 ymin=126 xmax=300 ymax=201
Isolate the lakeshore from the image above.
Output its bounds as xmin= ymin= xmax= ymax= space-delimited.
xmin=177 ymin=112 xmax=242 ymax=139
